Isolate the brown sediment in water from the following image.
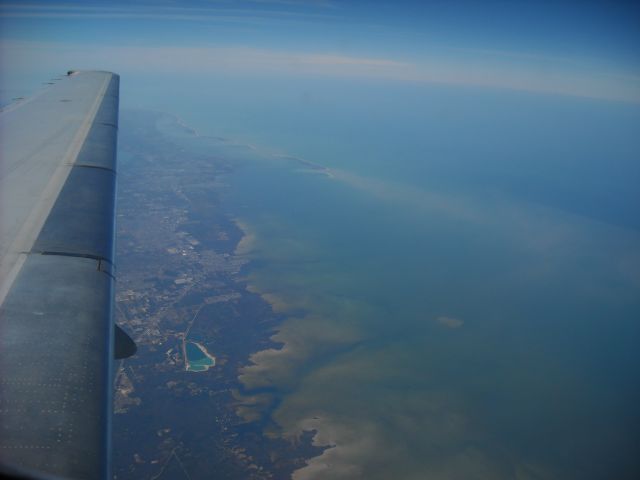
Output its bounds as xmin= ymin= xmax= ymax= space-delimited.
xmin=232 ymin=218 xmax=257 ymax=256
xmin=245 ymin=284 xmax=291 ymax=314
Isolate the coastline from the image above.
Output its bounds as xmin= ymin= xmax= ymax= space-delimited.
xmin=114 ymin=76 xmax=640 ymax=477
xmin=113 ymin=109 xmax=326 ymax=479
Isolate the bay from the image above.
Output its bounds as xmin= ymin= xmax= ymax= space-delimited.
xmin=153 ymin=77 xmax=640 ymax=479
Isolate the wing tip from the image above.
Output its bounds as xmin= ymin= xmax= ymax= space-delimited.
xmin=66 ymin=70 xmax=120 ymax=80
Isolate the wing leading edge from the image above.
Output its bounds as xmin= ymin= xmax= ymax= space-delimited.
xmin=0 ymin=71 xmax=120 ymax=479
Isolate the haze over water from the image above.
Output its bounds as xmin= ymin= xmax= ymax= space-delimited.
xmin=2 ymin=1 xmax=639 ymax=478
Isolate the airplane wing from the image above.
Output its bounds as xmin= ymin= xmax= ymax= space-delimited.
xmin=0 ymin=71 xmax=121 ymax=480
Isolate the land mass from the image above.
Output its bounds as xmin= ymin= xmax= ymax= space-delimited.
xmin=113 ymin=110 xmax=323 ymax=479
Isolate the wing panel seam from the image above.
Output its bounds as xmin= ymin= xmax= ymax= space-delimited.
xmin=0 ymin=75 xmax=112 ymax=307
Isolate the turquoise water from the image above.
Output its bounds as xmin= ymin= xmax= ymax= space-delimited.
xmin=185 ymin=342 xmax=215 ymax=372
xmin=153 ymin=77 xmax=640 ymax=479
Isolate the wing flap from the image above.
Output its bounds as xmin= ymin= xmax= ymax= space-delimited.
xmin=33 ymin=166 xmax=116 ymax=261
xmin=0 ymin=255 xmax=113 ymax=478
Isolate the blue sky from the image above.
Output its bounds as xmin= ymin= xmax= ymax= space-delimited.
xmin=1 ymin=0 xmax=639 ymax=103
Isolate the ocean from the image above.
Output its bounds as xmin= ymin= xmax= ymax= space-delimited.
xmin=147 ymin=74 xmax=640 ymax=479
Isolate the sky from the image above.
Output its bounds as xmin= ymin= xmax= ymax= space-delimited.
xmin=1 ymin=1 xmax=640 ymax=104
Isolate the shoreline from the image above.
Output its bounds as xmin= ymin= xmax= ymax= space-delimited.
xmin=114 ymin=108 xmax=326 ymax=478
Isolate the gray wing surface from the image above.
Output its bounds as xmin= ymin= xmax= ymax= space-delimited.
xmin=0 ymin=71 xmax=120 ymax=480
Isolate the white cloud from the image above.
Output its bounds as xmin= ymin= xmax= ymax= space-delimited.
xmin=2 ymin=40 xmax=639 ymax=103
